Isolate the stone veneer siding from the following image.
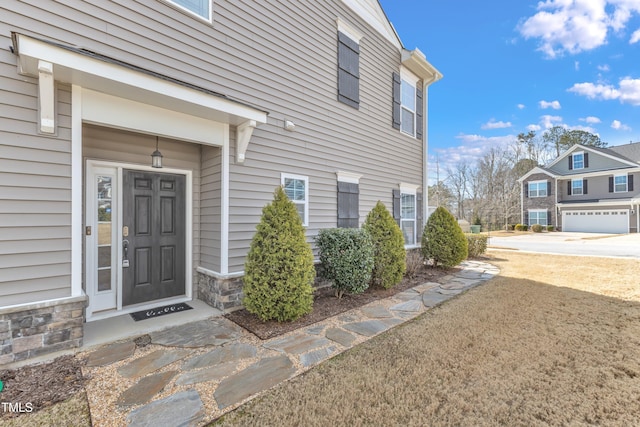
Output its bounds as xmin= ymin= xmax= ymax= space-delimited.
xmin=523 ymin=173 xmax=557 ymax=228
xmin=197 ymin=272 xmax=245 ymax=312
xmin=0 ymin=296 xmax=87 ymax=364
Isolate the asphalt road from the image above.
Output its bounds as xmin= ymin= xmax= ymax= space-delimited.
xmin=487 ymin=232 xmax=640 ymax=259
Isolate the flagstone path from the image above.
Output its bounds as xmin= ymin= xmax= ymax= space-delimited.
xmin=81 ymin=260 xmax=499 ymax=426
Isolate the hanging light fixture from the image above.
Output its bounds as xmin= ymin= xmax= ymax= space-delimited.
xmin=151 ymin=136 xmax=163 ymax=168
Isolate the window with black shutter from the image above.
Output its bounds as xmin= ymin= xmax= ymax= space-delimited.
xmin=337 ymin=31 xmax=360 ymax=109
xmin=337 ymin=181 xmax=359 ymax=228
xmin=392 ymin=70 xmax=423 ymax=139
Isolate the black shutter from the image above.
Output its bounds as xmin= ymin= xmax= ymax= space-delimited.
xmin=583 ymin=179 xmax=588 ymax=195
xmin=392 ymin=189 xmax=401 ymax=225
xmin=392 ymin=72 xmax=401 ymax=130
xmin=584 ymin=152 xmax=589 ymax=168
xmin=547 ymin=211 xmax=552 ymax=225
xmin=524 ymin=183 xmax=529 ymax=198
xmin=568 ymin=156 xmax=573 ymax=170
xmin=415 ymin=86 xmax=424 ymax=140
xmin=547 ymin=181 xmax=552 ymax=196
xmin=609 ymin=176 xmax=614 ymax=193
xmin=629 ymin=174 xmax=634 ymax=192
xmin=524 ymin=211 xmax=529 ymax=225
xmin=567 ymin=181 xmax=572 ymax=195
xmin=337 ymin=32 xmax=360 ymax=109
xmin=337 ymin=181 xmax=359 ymax=228
xmin=416 ymin=192 xmax=423 ymax=234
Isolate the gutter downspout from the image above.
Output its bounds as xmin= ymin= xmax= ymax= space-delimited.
xmin=555 ymin=178 xmax=559 ymax=229
xmin=422 ymin=73 xmax=440 ymax=229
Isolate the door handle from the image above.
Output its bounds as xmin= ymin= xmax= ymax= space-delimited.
xmin=122 ymin=239 xmax=130 ymax=268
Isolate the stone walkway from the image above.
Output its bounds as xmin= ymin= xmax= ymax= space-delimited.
xmin=80 ymin=260 xmax=499 ymax=426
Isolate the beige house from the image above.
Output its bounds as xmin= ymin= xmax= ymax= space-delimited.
xmin=0 ymin=0 xmax=441 ymax=363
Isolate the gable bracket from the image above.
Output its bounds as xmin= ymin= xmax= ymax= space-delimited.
xmin=235 ymin=120 xmax=257 ymax=164
xmin=38 ymin=60 xmax=55 ymax=134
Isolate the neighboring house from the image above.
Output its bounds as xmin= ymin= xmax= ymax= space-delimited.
xmin=518 ymin=143 xmax=640 ymax=234
xmin=0 ymin=0 xmax=441 ymax=362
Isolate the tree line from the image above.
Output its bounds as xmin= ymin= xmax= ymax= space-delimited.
xmin=430 ymin=126 xmax=607 ymax=230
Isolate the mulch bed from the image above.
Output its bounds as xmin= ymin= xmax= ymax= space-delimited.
xmin=225 ymin=267 xmax=455 ymax=340
xmin=0 ymin=355 xmax=85 ymax=419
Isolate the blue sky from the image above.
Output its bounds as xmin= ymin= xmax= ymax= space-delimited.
xmin=379 ymin=0 xmax=640 ymax=181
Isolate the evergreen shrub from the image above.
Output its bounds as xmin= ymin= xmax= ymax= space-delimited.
xmin=243 ymin=186 xmax=315 ymax=322
xmin=362 ymin=201 xmax=406 ymax=289
xmin=531 ymin=224 xmax=544 ymax=233
xmin=421 ymin=206 xmax=468 ymax=268
xmin=315 ymin=228 xmax=374 ymax=298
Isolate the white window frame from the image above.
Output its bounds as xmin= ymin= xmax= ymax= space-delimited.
xmin=400 ymin=183 xmax=419 ymax=247
xmin=528 ymin=209 xmax=548 ymax=226
xmin=614 ymin=174 xmax=628 ymax=193
xmin=400 ymin=67 xmax=419 ymax=137
xmin=281 ymin=173 xmax=309 ymax=226
xmin=572 ymin=152 xmax=584 ymax=170
xmin=528 ymin=180 xmax=547 ymax=198
xmin=166 ymin=0 xmax=212 ymax=22
xmin=571 ymin=179 xmax=583 ymax=195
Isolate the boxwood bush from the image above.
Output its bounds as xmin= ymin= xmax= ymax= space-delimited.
xmin=315 ymin=228 xmax=374 ymax=298
xmin=363 ymin=201 xmax=406 ymax=289
xmin=243 ymin=186 xmax=315 ymax=322
xmin=466 ymin=234 xmax=488 ymax=258
xmin=531 ymin=223 xmax=544 ymax=233
xmin=422 ymin=206 xmax=468 ymax=268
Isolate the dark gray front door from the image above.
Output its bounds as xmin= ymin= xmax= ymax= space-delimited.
xmin=122 ymin=169 xmax=186 ymax=306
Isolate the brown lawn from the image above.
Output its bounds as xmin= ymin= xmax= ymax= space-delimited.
xmin=213 ymin=251 xmax=640 ymax=426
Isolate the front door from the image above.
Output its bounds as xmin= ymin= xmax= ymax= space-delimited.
xmin=122 ymin=169 xmax=186 ymax=306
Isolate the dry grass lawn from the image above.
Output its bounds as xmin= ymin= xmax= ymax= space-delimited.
xmin=213 ymin=252 xmax=640 ymax=426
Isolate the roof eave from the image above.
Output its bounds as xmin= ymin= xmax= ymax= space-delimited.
xmin=401 ymin=48 xmax=442 ymax=85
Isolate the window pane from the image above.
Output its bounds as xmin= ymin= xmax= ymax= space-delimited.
xmin=98 ymin=246 xmax=111 ymax=269
xmin=401 ymin=80 xmax=415 ymax=110
xmin=615 ymin=176 xmax=627 ymax=192
xmin=401 ymin=193 xmax=415 ymax=219
xmin=98 ymin=269 xmax=111 ymax=292
xmin=295 ymin=203 xmax=305 ymax=220
xmin=572 ymin=180 xmax=583 ymax=195
xmin=573 ymin=154 xmax=584 ymax=169
xmin=172 ymin=0 xmax=209 ymax=18
xmin=401 ymin=220 xmax=415 ymax=246
xmin=284 ymin=178 xmax=306 ymax=201
xmin=401 ymin=108 xmax=415 ymax=135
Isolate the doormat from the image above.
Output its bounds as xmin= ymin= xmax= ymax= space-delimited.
xmin=130 ymin=303 xmax=193 ymax=321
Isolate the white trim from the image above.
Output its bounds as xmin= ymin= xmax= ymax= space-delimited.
xmin=235 ymin=119 xmax=257 ymax=163
xmin=336 ymin=171 xmax=362 ymax=184
xmin=221 ymin=125 xmax=230 ymax=275
xmin=546 ymin=144 xmax=639 ymax=169
xmin=400 ymin=66 xmax=420 ymax=86
xmin=71 ymin=85 xmax=83 ymax=298
xmin=38 ymin=60 xmax=55 ymax=133
xmin=336 ymin=17 xmax=364 ymax=43
xmin=572 ymin=151 xmax=585 ymax=170
xmin=517 ymin=166 xmax=557 ymax=182
xmin=400 ymin=184 xmax=419 ymax=247
xmin=571 ymin=178 xmax=583 ymax=195
xmin=400 ymin=182 xmax=420 ymax=194
xmin=196 ymin=266 xmax=244 ymax=280
xmin=528 ymin=180 xmax=548 ymax=198
xmin=527 ymin=209 xmax=548 ymax=226
xmin=339 ymin=0 xmax=402 ymax=48
xmin=281 ymin=173 xmax=309 ymax=227
xmin=558 ymin=200 xmax=634 ymax=208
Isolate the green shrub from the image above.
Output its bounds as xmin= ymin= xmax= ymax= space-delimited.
xmin=421 ymin=206 xmax=468 ymax=268
xmin=508 ymin=224 xmax=516 ymax=231
xmin=531 ymin=223 xmax=544 ymax=233
xmin=243 ymin=186 xmax=315 ymax=322
xmin=362 ymin=201 xmax=406 ymax=289
xmin=466 ymin=234 xmax=488 ymax=258
xmin=315 ymin=228 xmax=374 ymax=298
xmin=547 ymin=225 xmax=555 ymax=232
xmin=514 ymin=224 xmax=523 ymax=231
xmin=522 ymin=224 xmax=529 ymax=231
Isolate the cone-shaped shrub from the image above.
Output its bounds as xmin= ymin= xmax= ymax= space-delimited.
xmin=421 ymin=206 xmax=468 ymax=268
xmin=243 ymin=186 xmax=315 ymax=322
xmin=363 ymin=201 xmax=406 ymax=289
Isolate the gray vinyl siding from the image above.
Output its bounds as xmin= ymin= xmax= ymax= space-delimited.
xmin=558 ymin=172 xmax=639 ymax=203
xmin=0 ymin=33 xmax=72 ymax=306
xmin=2 ymin=0 xmax=426 ymax=275
xmin=200 ymin=144 xmax=222 ymax=272
xmin=82 ymin=125 xmax=202 ymax=290
xmin=551 ymin=151 xmax=634 ymax=175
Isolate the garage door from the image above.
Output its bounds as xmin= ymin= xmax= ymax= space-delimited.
xmin=562 ymin=209 xmax=629 ymax=233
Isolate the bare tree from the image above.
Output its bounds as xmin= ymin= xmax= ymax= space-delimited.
xmin=446 ymin=162 xmax=469 ymax=219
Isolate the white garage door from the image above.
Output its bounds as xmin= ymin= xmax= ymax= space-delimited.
xmin=562 ymin=209 xmax=629 ymax=233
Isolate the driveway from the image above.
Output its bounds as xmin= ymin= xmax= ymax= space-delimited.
xmin=488 ymin=232 xmax=640 ymax=258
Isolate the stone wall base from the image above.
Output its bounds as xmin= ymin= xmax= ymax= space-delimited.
xmin=197 ymin=272 xmax=244 ymax=312
xmin=0 ymin=296 xmax=87 ymax=365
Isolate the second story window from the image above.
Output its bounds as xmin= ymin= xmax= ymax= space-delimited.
xmin=571 ymin=179 xmax=584 ymax=195
xmin=169 ymin=0 xmax=211 ymax=20
xmin=401 ymin=79 xmax=416 ymax=136
xmin=614 ymin=175 xmax=628 ymax=192
xmin=569 ymin=152 xmax=588 ymax=170
xmin=528 ymin=181 xmax=548 ymax=197
xmin=393 ymin=67 xmax=423 ymax=139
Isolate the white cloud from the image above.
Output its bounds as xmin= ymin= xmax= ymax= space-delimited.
xmin=517 ymin=103 xmax=526 ymax=110
xmin=580 ymin=116 xmax=602 ymax=124
xmin=611 ymin=119 xmax=632 ymax=130
xmin=527 ymin=124 xmax=542 ymax=131
xmin=539 ymin=100 xmax=562 ymax=109
xmin=568 ymin=77 xmax=640 ymax=105
xmin=540 ymin=115 xmax=564 ymax=128
xmin=575 ymin=61 xmax=580 ymax=71
xmin=481 ymin=119 xmax=512 ymax=130
xmin=631 ymin=28 xmax=640 ymax=43
xmin=518 ymin=0 xmax=640 ymax=57
xmin=597 ymin=64 xmax=610 ymax=72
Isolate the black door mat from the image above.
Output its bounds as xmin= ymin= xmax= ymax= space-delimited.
xmin=130 ymin=302 xmax=193 ymax=321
